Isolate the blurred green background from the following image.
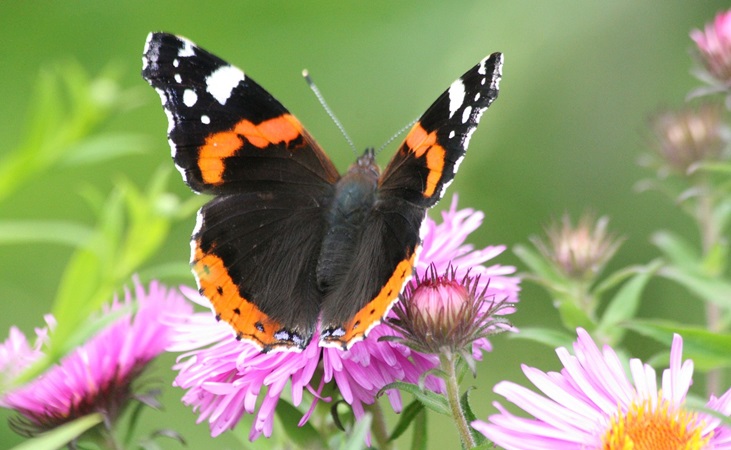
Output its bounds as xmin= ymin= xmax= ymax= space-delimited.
xmin=0 ymin=1 xmax=727 ymax=448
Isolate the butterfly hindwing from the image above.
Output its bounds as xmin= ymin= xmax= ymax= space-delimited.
xmin=193 ymin=191 xmax=329 ymax=351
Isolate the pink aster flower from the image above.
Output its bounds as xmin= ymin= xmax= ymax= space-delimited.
xmin=472 ymin=328 xmax=731 ymax=450
xmin=691 ymin=9 xmax=731 ymax=85
xmin=168 ymin=195 xmax=520 ymax=440
xmin=0 ymin=279 xmax=191 ymax=436
xmin=170 ymin=286 xmax=442 ymax=441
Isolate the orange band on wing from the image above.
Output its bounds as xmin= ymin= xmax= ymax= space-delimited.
xmin=198 ymin=114 xmax=304 ymax=185
xmin=324 ymin=252 xmax=416 ymax=349
xmin=193 ymin=242 xmax=296 ymax=350
xmin=404 ymin=122 xmax=446 ymax=198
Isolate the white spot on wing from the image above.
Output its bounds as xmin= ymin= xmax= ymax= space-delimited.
xmin=143 ymin=32 xmax=154 ymax=56
xmin=153 ymin=88 xmax=175 ymax=133
xmin=183 ymin=89 xmax=198 ymax=107
xmin=478 ymin=57 xmax=488 ymax=75
xmin=462 ymin=105 xmax=472 ymax=124
xmin=192 ymin=209 xmax=205 ymax=236
xmin=449 ymin=130 xmax=455 ymax=139
xmin=173 ymin=59 xmax=180 ymax=68
xmin=174 ymin=74 xmax=182 ymax=83
xmin=174 ymin=162 xmax=188 ymax=185
xmin=167 ymin=138 xmax=177 ymax=157
xmin=201 ymin=115 xmax=211 ymax=124
xmin=178 ymin=39 xmax=196 ymax=57
xmin=474 ymin=92 xmax=481 ymax=102
xmin=463 ymin=126 xmax=477 ymax=149
xmin=452 ymin=152 xmax=465 ymax=175
xmin=448 ymin=79 xmax=466 ymax=119
xmin=206 ymin=65 xmax=245 ymax=105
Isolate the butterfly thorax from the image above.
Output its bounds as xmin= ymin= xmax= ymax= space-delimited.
xmin=316 ymin=149 xmax=380 ymax=294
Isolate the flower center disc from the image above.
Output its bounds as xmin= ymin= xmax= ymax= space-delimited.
xmin=602 ymin=399 xmax=709 ymax=450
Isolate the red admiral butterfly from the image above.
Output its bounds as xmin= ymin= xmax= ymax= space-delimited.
xmin=142 ymin=32 xmax=502 ymax=352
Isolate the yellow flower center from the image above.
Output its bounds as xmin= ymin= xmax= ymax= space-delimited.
xmin=601 ymin=398 xmax=710 ymax=450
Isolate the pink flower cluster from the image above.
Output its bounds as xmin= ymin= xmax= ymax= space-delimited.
xmin=692 ymin=9 xmax=731 ymax=83
xmin=0 ymin=280 xmax=191 ymax=433
xmin=167 ymin=196 xmax=521 ymax=440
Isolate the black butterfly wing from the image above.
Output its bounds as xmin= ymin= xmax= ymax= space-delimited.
xmin=379 ymin=53 xmax=503 ymax=206
xmin=319 ymin=53 xmax=504 ymax=348
xmin=142 ymin=32 xmax=339 ymax=351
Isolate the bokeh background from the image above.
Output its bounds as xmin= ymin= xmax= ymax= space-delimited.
xmin=0 ymin=2 xmax=727 ymax=448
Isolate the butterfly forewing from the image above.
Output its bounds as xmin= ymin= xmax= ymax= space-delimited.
xmin=142 ymin=32 xmax=339 ymax=196
xmin=379 ymin=53 xmax=503 ymax=207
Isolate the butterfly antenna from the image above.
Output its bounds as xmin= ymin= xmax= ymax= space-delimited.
xmin=302 ymin=70 xmax=358 ymax=156
xmin=375 ymin=118 xmax=417 ymax=156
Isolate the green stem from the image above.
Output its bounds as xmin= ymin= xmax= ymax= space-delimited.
xmin=365 ymin=401 xmax=392 ymax=450
xmin=441 ymin=353 xmax=475 ymax=449
xmin=697 ymin=177 xmax=723 ymax=396
xmin=86 ymin=423 xmax=122 ymax=450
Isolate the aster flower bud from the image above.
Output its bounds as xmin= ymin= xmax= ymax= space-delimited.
xmin=650 ymin=103 xmax=726 ymax=175
xmin=388 ymin=264 xmax=514 ymax=362
xmin=531 ymin=213 xmax=623 ymax=282
xmin=691 ymin=9 xmax=731 ymax=85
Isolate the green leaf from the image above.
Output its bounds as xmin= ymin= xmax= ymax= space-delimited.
xmin=9 ymin=413 xmax=103 ymax=450
xmin=554 ymin=292 xmax=595 ymax=331
xmin=657 ymin=266 xmax=731 ymax=309
xmin=331 ymin=400 xmax=353 ymax=432
xmin=512 ymin=244 xmax=565 ymax=286
xmin=702 ymin=239 xmax=729 ymax=278
xmin=460 ymin=387 xmax=486 ymax=446
xmin=693 ymin=160 xmax=731 ymax=175
xmin=136 ymin=261 xmax=193 ymax=282
xmin=48 ymin=187 xmax=125 ymax=356
xmin=388 ymin=400 xmax=424 ymax=442
xmin=274 ymin=399 xmax=326 ymax=449
xmin=509 ymin=327 xmax=574 ymax=349
xmin=712 ymin=198 xmax=731 ymax=239
xmin=61 ymin=133 xmax=152 ymax=166
xmin=625 ymin=320 xmax=731 ymax=371
xmin=597 ymin=260 xmax=662 ymax=344
xmin=651 ymin=231 xmax=701 ymax=270
xmin=380 ymin=381 xmax=450 ymax=415
xmin=0 ymin=220 xmax=92 ymax=247
xmin=0 ymin=63 xmax=136 ymax=203
xmin=410 ymin=404 xmax=427 ymax=450
xmin=591 ymin=264 xmax=644 ymax=298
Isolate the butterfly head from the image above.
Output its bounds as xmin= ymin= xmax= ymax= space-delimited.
xmin=348 ymin=148 xmax=380 ymax=179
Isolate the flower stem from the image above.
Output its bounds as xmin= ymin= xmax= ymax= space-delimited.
xmin=365 ymin=401 xmax=392 ymax=450
xmin=87 ymin=423 xmax=123 ymax=450
xmin=697 ymin=178 xmax=723 ymax=395
xmin=441 ymin=353 xmax=475 ymax=449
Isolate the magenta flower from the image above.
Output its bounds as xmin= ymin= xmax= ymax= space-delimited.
xmin=472 ymin=328 xmax=731 ymax=449
xmin=168 ymin=195 xmax=520 ymax=440
xmin=0 ymin=279 xmax=192 ymax=435
xmin=691 ymin=9 xmax=731 ymax=84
